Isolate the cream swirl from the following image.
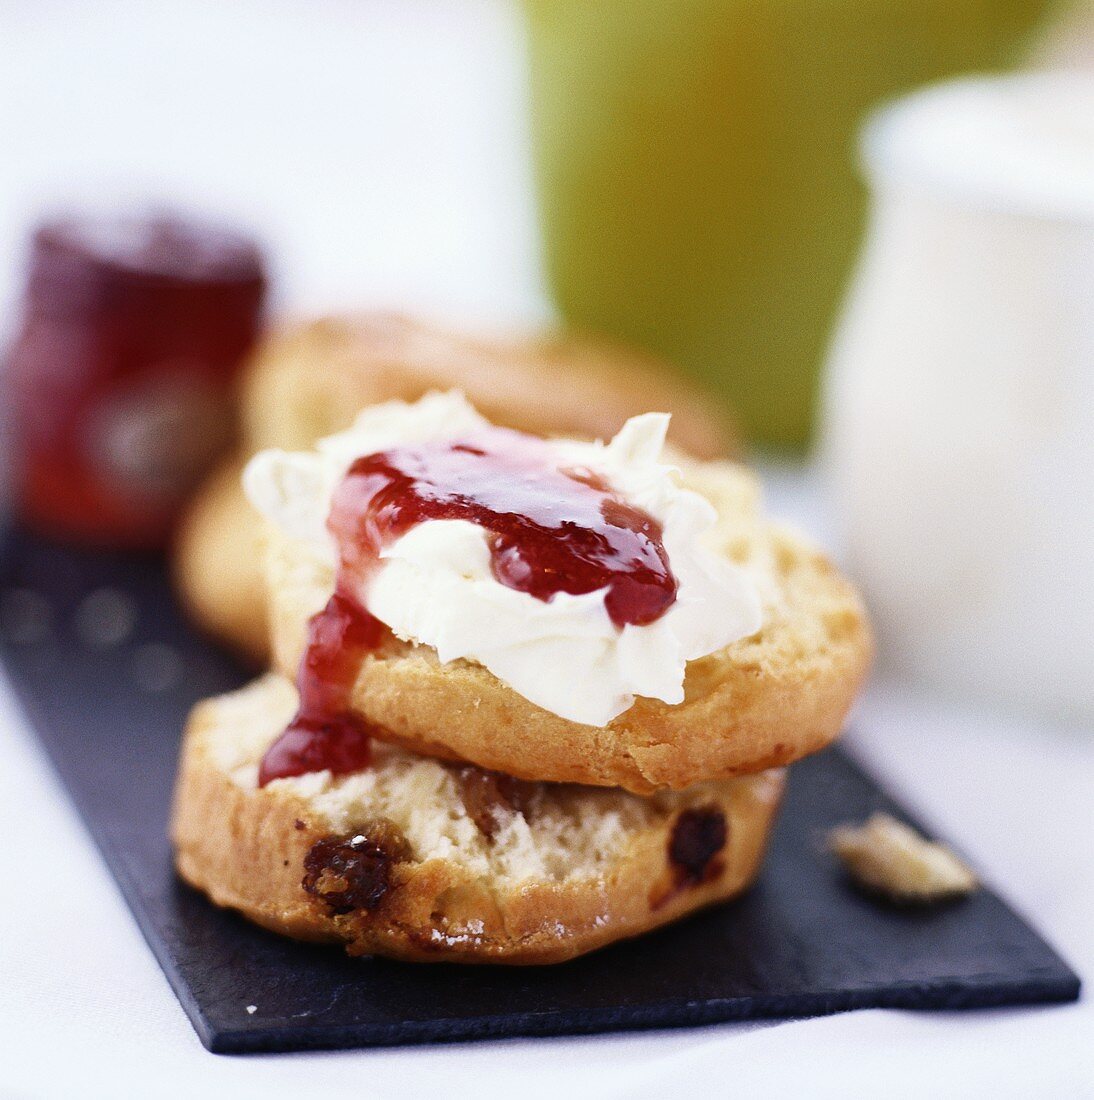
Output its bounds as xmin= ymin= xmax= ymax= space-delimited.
xmin=244 ymin=391 xmax=762 ymax=726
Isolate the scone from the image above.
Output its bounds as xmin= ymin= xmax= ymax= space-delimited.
xmin=265 ymin=525 xmax=865 ymax=794
xmin=171 ymin=675 xmax=786 ymax=964
xmin=175 ymin=312 xmax=738 ymax=658
xmin=257 ymin=397 xmax=871 ymax=794
xmin=173 ymin=457 xmax=266 ymax=662
xmin=240 ymin=311 xmax=736 ymax=461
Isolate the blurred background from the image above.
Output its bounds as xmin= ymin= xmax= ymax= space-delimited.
xmin=1 ymin=0 xmax=1093 ymax=722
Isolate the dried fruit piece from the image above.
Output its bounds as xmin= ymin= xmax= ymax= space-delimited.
xmin=455 ymin=765 xmax=534 ymax=838
xmin=303 ymin=824 xmax=408 ymax=915
xmin=669 ymin=807 xmax=727 ymax=884
xmin=829 ymin=812 xmax=977 ymax=903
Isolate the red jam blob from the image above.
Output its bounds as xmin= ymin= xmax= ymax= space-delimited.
xmin=257 ymin=593 xmax=382 ymax=786
xmin=331 ymin=428 xmax=678 ymax=628
xmin=258 ymin=427 xmax=678 ymax=785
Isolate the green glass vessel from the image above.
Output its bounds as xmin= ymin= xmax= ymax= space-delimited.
xmin=524 ymin=0 xmax=1056 ymax=448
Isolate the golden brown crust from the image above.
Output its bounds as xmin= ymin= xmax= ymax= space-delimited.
xmin=173 ymin=458 xmax=268 ymax=663
xmin=241 ymin=311 xmax=737 ymax=462
xmin=175 ymin=312 xmax=738 ymax=659
xmin=266 ymin=461 xmax=873 ymax=794
xmin=171 ymin=677 xmax=785 ymax=964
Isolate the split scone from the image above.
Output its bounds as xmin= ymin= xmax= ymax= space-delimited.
xmin=255 ymin=394 xmax=871 ymax=795
xmin=175 ymin=312 xmax=737 ymax=659
xmin=172 ymin=675 xmax=785 ymax=964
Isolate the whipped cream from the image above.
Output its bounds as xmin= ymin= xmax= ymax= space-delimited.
xmin=244 ymin=391 xmax=762 ymax=726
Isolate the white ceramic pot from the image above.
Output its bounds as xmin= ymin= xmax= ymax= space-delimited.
xmin=820 ymin=74 xmax=1094 ymax=721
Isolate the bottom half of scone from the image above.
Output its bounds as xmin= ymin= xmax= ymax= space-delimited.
xmin=171 ymin=675 xmax=786 ymax=964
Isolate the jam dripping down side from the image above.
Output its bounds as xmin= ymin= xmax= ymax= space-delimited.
xmin=257 ymin=592 xmax=384 ymax=786
xmin=259 ymin=427 xmax=679 ymax=785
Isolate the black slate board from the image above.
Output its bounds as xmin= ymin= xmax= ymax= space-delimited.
xmin=0 ymin=526 xmax=1079 ymax=1054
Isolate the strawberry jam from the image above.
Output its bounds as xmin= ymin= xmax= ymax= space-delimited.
xmin=7 ymin=212 xmax=265 ymax=548
xmin=258 ymin=426 xmax=678 ymax=785
xmin=257 ymin=593 xmax=383 ymax=786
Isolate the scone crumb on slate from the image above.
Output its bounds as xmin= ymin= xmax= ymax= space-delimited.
xmin=829 ymin=813 xmax=978 ymax=903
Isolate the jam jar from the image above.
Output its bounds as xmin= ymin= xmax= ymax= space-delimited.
xmin=5 ymin=212 xmax=267 ymax=548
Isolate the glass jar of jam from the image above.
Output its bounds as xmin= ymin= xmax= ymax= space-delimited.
xmin=5 ymin=212 xmax=267 ymax=548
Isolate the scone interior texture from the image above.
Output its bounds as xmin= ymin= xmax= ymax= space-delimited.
xmin=266 ymin=454 xmax=872 ymax=793
xmin=172 ymin=676 xmax=786 ymax=964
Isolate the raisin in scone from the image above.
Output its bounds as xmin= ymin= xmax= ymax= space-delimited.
xmin=171 ymin=676 xmax=785 ymax=964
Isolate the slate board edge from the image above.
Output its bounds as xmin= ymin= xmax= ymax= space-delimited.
xmin=4 ymin=654 xmax=1081 ymax=1056
xmin=201 ymin=972 xmax=1083 ymax=1055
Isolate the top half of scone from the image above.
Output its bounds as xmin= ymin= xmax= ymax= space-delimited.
xmin=246 ymin=391 xmax=872 ymax=795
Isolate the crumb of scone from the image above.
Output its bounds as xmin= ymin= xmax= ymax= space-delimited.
xmin=828 ymin=812 xmax=978 ymax=903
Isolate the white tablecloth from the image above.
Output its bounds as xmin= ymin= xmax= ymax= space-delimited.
xmin=0 ymin=3 xmax=1090 ymax=1096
